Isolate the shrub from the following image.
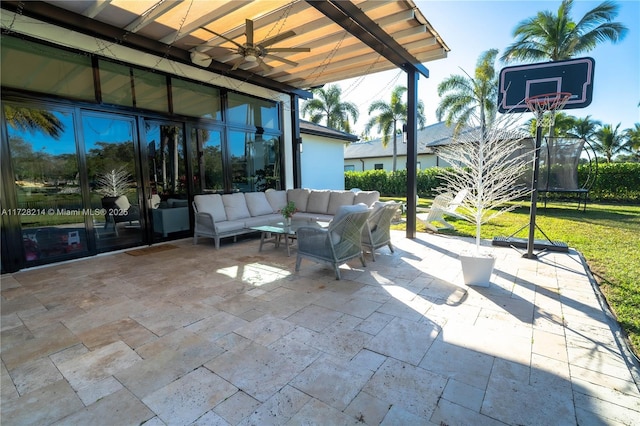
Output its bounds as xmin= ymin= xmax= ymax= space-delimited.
xmin=346 ymin=162 xmax=640 ymax=203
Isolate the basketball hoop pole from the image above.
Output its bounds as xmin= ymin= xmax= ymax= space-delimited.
xmin=523 ymin=92 xmax=572 ymax=259
xmin=525 ymin=123 xmax=544 ymax=259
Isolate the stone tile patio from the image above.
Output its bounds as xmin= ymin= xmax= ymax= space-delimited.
xmin=1 ymin=231 xmax=639 ymax=425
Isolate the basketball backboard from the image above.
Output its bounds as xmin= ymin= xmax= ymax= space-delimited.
xmin=498 ymin=57 xmax=595 ymax=113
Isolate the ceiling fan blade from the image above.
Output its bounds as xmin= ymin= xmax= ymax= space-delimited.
xmin=246 ymin=19 xmax=254 ymax=46
xmin=267 ymin=47 xmax=311 ymax=53
xmin=264 ymin=53 xmax=298 ymax=67
xmin=257 ymin=57 xmax=273 ymax=73
xmin=230 ymin=59 xmax=243 ymax=71
xmin=199 ymin=26 xmax=243 ymax=49
xmin=260 ymin=30 xmax=296 ymax=47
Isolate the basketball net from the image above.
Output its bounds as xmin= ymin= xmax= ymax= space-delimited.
xmin=526 ymin=92 xmax=572 ymax=127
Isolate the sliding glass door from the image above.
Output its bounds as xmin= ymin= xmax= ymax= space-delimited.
xmin=4 ymin=104 xmax=89 ymax=264
xmin=145 ymin=121 xmax=189 ymax=241
xmin=82 ymin=112 xmax=143 ymax=251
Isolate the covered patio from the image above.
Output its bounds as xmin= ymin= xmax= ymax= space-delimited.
xmin=2 ymin=232 xmax=639 ymax=425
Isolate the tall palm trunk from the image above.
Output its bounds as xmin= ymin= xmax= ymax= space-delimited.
xmin=392 ymin=122 xmax=398 ymax=172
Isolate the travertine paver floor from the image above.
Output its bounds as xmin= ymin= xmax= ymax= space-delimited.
xmin=2 ymin=231 xmax=639 ymax=425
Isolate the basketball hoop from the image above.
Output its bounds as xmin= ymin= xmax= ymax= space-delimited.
xmin=525 ymin=92 xmax=572 ymax=126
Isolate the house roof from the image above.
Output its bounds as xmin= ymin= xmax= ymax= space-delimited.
xmin=344 ymin=121 xmax=458 ymax=159
xmin=300 ymin=120 xmax=359 ymax=142
xmin=0 ymin=1 xmax=449 ymax=97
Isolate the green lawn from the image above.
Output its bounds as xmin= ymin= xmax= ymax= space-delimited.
xmin=387 ymin=197 xmax=640 ymax=357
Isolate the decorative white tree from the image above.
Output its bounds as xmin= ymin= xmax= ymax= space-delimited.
xmin=95 ymin=167 xmax=131 ymax=197
xmin=437 ymin=111 xmax=533 ymax=254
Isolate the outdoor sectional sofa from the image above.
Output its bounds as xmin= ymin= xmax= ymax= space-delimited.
xmin=193 ymin=188 xmax=380 ymax=249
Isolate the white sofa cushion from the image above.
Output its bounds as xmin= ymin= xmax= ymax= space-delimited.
xmin=354 ymin=190 xmax=380 ymax=207
xmin=194 ymin=194 xmax=227 ymax=222
xmin=287 ymin=188 xmax=310 ymax=212
xmin=327 ymin=191 xmax=355 ymax=215
xmin=222 ymin=193 xmax=251 ymax=220
xmin=244 ymin=192 xmax=274 ymax=217
xmin=306 ymin=190 xmax=331 ymax=214
xmin=265 ymin=190 xmax=287 ymax=213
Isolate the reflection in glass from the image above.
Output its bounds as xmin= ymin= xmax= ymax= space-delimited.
xmin=83 ymin=114 xmax=142 ymax=249
xmin=172 ymin=80 xmax=221 ymax=119
xmin=191 ymin=128 xmax=223 ymax=193
xmin=227 ymin=92 xmax=279 ymax=130
xmin=4 ymin=104 xmax=88 ymax=262
xmin=229 ymin=131 xmax=280 ymax=192
xmin=133 ymin=69 xmax=168 ymax=112
xmin=146 ymin=123 xmax=189 ymax=239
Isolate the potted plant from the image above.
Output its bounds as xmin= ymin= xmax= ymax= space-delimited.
xmin=95 ymin=167 xmax=135 ymax=225
xmin=95 ymin=166 xmax=131 ymax=198
xmin=279 ymin=201 xmax=297 ymax=226
xmin=436 ymin=112 xmax=532 ymax=286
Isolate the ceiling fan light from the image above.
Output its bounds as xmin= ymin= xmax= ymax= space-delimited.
xmin=190 ymin=51 xmax=212 ymax=67
xmin=245 ymin=54 xmax=257 ymax=62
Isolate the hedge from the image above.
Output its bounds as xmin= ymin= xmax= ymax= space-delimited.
xmin=345 ymin=163 xmax=640 ymax=203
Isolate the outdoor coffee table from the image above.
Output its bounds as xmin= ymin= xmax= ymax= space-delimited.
xmin=250 ymin=219 xmax=328 ymax=256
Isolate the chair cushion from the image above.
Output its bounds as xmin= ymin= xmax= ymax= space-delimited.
xmin=194 ymin=194 xmax=227 ymax=222
xmin=265 ymin=190 xmax=287 ymax=213
xmin=149 ymin=194 xmax=161 ymax=209
xmin=244 ymin=192 xmax=274 ymax=217
xmin=330 ymin=203 xmax=369 ymax=244
xmin=222 ymin=193 xmax=251 ymax=220
xmin=354 ymin=191 xmax=380 ymax=207
xmin=114 ymin=195 xmax=131 ymax=211
xmin=306 ymin=190 xmax=331 ymax=214
xmin=327 ymin=191 xmax=355 ymax=215
xmin=287 ymin=188 xmax=310 ymax=212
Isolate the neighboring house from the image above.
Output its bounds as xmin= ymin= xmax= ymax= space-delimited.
xmin=300 ymin=120 xmax=358 ymax=190
xmin=344 ymin=121 xmax=457 ymax=171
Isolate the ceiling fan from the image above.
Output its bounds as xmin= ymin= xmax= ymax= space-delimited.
xmin=193 ymin=19 xmax=310 ymax=72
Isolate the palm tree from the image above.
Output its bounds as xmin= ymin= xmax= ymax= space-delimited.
xmin=570 ymin=115 xmax=601 ymax=140
xmin=501 ymin=0 xmax=628 ymax=63
xmin=526 ymin=112 xmax=578 ymax=137
xmin=365 ymin=85 xmax=426 ymax=172
xmin=594 ymin=123 xmax=625 ymax=162
xmin=436 ymin=49 xmax=499 ymax=136
xmin=3 ymin=105 xmax=64 ymax=139
xmin=301 ymin=85 xmax=359 ymax=133
xmin=623 ymin=123 xmax=640 ymax=158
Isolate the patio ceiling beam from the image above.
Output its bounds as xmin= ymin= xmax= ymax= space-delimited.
xmin=306 ymin=0 xmax=430 ymax=79
xmin=0 ymin=1 xmax=312 ymax=99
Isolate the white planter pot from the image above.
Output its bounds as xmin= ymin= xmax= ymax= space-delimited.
xmin=460 ymin=253 xmax=495 ymax=287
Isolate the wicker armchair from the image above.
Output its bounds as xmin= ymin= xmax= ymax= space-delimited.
xmin=362 ymin=202 xmax=400 ymax=261
xmin=295 ymin=205 xmax=370 ymax=280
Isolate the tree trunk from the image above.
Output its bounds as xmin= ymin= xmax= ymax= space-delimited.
xmin=392 ymin=122 xmax=398 ymax=172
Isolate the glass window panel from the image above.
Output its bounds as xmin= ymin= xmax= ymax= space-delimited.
xmin=146 ymin=122 xmax=188 ymax=240
xmin=229 ymin=130 xmax=253 ymax=191
xmin=227 ymin=92 xmax=279 ymax=130
xmin=1 ymin=37 xmax=94 ymax=101
xmin=191 ymin=128 xmax=223 ymax=193
xmin=229 ymin=131 xmax=280 ymax=192
xmin=4 ymin=104 xmax=89 ymax=262
xmin=172 ymin=79 xmax=221 ymax=119
xmin=133 ymin=69 xmax=168 ymax=112
xmin=254 ymin=134 xmax=281 ymax=191
xmin=83 ymin=114 xmax=143 ymax=249
xmin=99 ymin=60 xmax=133 ymax=108
xmin=146 ymin=123 xmax=186 ymax=197
xmin=258 ymin=101 xmax=279 ymax=130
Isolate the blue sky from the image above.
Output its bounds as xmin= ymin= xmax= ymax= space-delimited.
xmin=335 ymin=0 xmax=640 ymax=136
